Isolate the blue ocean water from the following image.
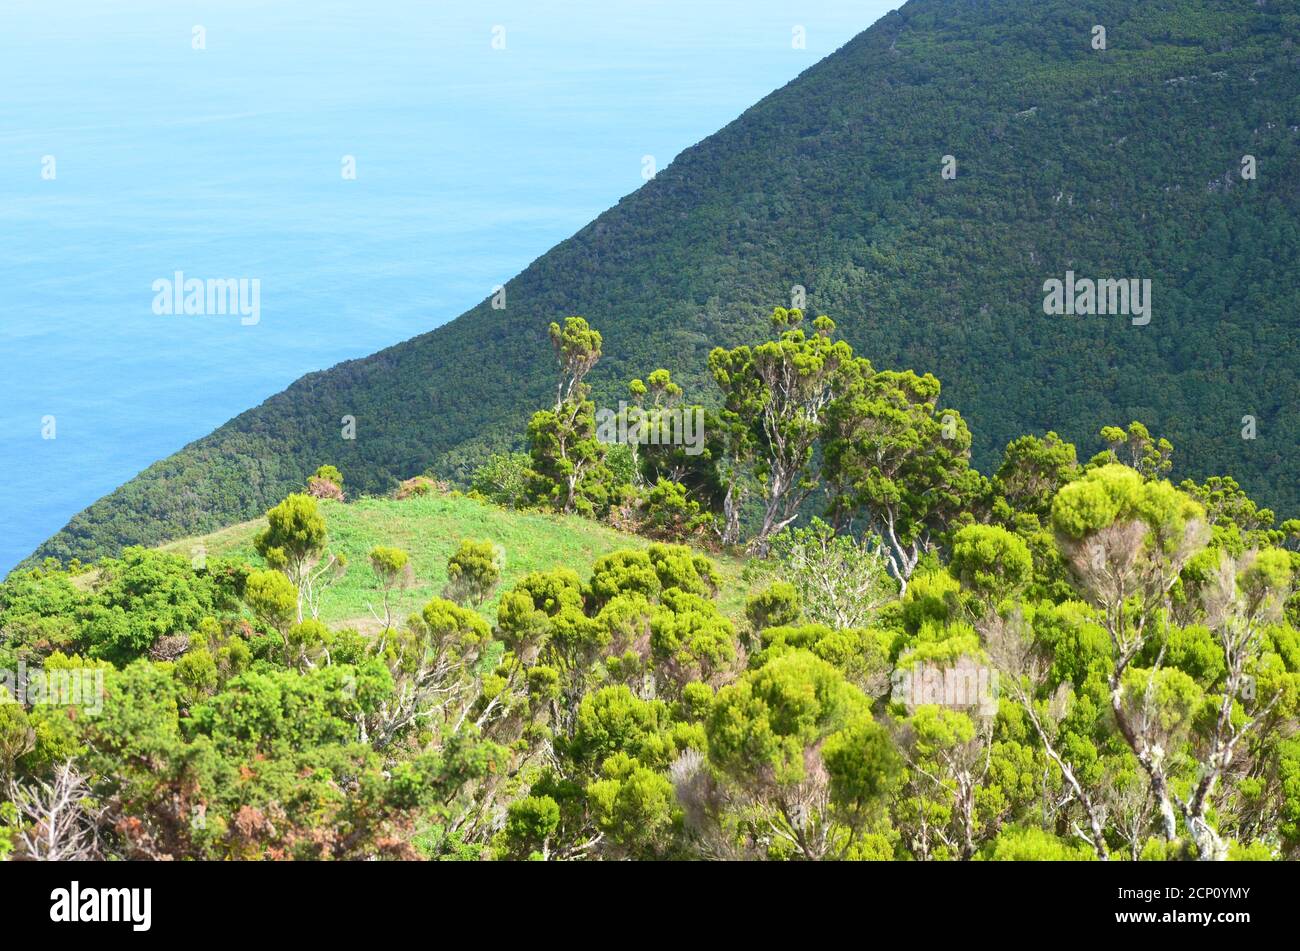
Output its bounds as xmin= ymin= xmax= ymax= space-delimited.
xmin=0 ymin=0 xmax=895 ymax=574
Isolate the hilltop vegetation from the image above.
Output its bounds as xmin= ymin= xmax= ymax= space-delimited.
xmin=3 ymin=305 xmax=1299 ymax=862
xmin=158 ymin=492 xmax=752 ymax=628
xmin=26 ymin=0 xmax=1300 ymax=569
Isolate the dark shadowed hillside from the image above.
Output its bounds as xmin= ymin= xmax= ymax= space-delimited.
xmin=27 ymin=0 xmax=1300 ymax=567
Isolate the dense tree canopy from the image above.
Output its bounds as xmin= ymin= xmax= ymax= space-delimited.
xmin=4 ymin=301 xmax=1298 ymax=863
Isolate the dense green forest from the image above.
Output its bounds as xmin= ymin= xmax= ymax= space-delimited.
xmin=22 ymin=0 xmax=1300 ymax=570
xmin=3 ymin=309 xmax=1298 ymax=861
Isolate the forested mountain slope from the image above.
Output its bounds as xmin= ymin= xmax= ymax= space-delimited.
xmin=28 ymin=0 xmax=1300 ymax=568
